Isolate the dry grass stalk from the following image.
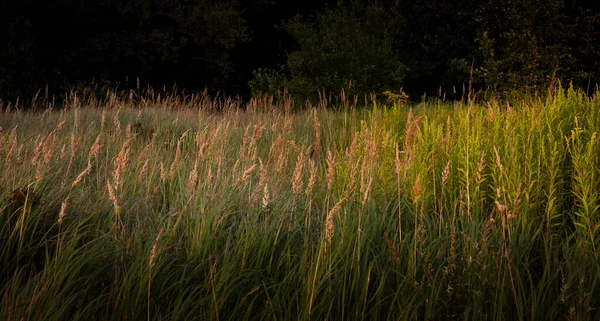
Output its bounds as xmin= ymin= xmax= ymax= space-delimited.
xmin=138 ymin=159 xmax=149 ymax=183
xmin=71 ymin=161 xmax=92 ymax=188
xmin=256 ymin=158 xmax=269 ymax=198
xmin=326 ymin=150 xmax=336 ymax=192
xmin=88 ymin=133 xmax=103 ymax=161
xmin=276 ymin=140 xmax=287 ymax=173
xmin=186 ymin=163 xmax=198 ymax=194
xmin=476 ymin=152 xmax=486 ymax=183
xmin=395 ymin=142 xmax=402 ymax=177
xmin=291 ymin=150 xmax=305 ymax=196
xmin=170 ymin=130 xmax=190 ymax=179
xmin=107 ymin=181 xmax=119 ymax=214
xmin=442 ymin=160 xmax=451 ymax=187
xmin=232 ymin=158 xmax=241 ymax=181
xmin=58 ymin=200 xmax=67 ymax=225
xmin=347 ymin=136 xmax=360 ymax=192
xmin=238 ymin=124 xmax=252 ymax=160
xmin=159 ymin=162 xmax=166 ymax=182
xmin=31 ymin=137 xmax=44 ymax=167
xmin=412 ymin=174 xmax=423 ymax=204
xmin=267 ymin=135 xmax=284 ymax=164
xmin=113 ymin=139 xmax=132 ymax=190
xmin=248 ymin=123 xmax=265 ymax=151
xmin=403 ymin=110 xmax=422 ymax=170
xmin=262 ymin=183 xmax=270 ymax=209
xmin=206 ymin=166 xmax=214 ymax=187
xmin=65 ymin=133 xmax=81 ymax=175
xmin=325 ymin=197 xmax=346 ymax=244
xmin=494 ymin=146 xmax=503 ymax=172
xmin=242 ymin=163 xmax=258 ymax=182
xmin=43 ymin=121 xmax=66 ymax=164
xmin=113 ymin=108 xmax=121 ymax=133
xmin=149 ymin=229 xmax=164 ymax=268
xmin=195 ymin=129 xmax=210 ymax=159
xmin=312 ymin=108 xmax=322 ymax=156
xmin=305 ymin=159 xmax=317 ymax=197
xmin=59 ymin=143 xmax=67 ymax=159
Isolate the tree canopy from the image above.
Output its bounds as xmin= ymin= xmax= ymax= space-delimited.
xmin=1 ymin=0 xmax=598 ymax=101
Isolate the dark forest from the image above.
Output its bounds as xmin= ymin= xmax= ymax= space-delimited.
xmin=2 ymin=0 xmax=599 ymax=101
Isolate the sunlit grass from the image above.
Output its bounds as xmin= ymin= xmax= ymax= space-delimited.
xmin=1 ymin=86 xmax=599 ymax=320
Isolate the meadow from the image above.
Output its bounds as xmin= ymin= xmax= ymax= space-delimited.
xmin=1 ymin=87 xmax=599 ymax=320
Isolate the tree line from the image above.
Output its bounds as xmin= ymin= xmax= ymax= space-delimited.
xmin=1 ymin=0 xmax=599 ymax=102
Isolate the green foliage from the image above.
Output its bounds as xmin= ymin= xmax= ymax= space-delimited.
xmin=252 ymin=1 xmax=406 ymax=102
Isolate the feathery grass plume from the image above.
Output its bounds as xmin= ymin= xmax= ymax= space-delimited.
xmin=242 ymin=163 xmax=258 ymax=182
xmin=170 ymin=129 xmax=190 ymax=179
xmin=256 ymin=157 xmax=268 ymax=197
xmin=32 ymin=138 xmax=44 ymax=180
xmin=113 ymin=138 xmax=132 ymax=190
xmin=58 ymin=199 xmax=67 ymax=225
xmin=312 ymin=108 xmax=322 ymax=156
xmin=441 ymin=160 xmax=451 ymax=187
xmin=107 ymin=181 xmax=119 ymax=216
xmin=232 ymin=158 xmax=241 ymax=181
xmin=404 ymin=111 xmax=424 ymax=172
xmin=206 ymin=166 xmax=214 ymax=188
xmin=186 ymin=163 xmax=198 ymax=194
xmin=347 ymin=135 xmax=360 ymax=192
xmin=326 ymin=150 xmax=336 ymax=192
xmin=149 ymin=229 xmax=163 ymax=268
xmin=248 ymin=123 xmax=265 ymax=162
xmin=325 ymin=197 xmax=346 ymax=244
xmin=412 ymin=174 xmax=423 ymax=205
xmin=65 ymin=132 xmax=80 ymax=175
xmin=476 ymin=152 xmax=486 ymax=183
xmin=88 ymin=133 xmax=102 ymax=161
xmin=195 ymin=129 xmax=210 ymax=159
xmin=494 ymin=146 xmax=504 ymax=172
xmin=512 ymin=182 xmax=523 ymax=217
xmin=238 ymin=124 xmax=252 ymax=160
xmin=59 ymin=143 xmax=67 ymax=159
xmin=138 ymin=159 xmax=149 ymax=184
xmin=113 ymin=107 xmax=121 ymax=133
xmin=276 ymin=139 xmax=287 ymax=173
xmin=305 ymin=158 xmax=317 ymax=197
xmin=43 ymin=120 xmax=66 ymax=164
xmin=267 ymin=135 xmax=283 ymax=164
xmin=262 ymin=183 xmax=270 ymax=210
xmin=291 ymin=149 xmax=305 ymax=196
xmin=71 ymin=161 xmax=92 ymax=188
xmin=159 ymin=161 xmax=166 ymax=182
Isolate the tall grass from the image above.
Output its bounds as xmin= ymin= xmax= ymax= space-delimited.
xmin=1 ymin=86 xmax=599 ymax=320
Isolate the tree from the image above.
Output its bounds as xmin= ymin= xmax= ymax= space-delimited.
xmin=250 ymin=1 xmax=406 ymax=102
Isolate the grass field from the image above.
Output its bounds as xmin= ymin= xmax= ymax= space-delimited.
xmin=1 ymin=87 xmax=599 ymax=320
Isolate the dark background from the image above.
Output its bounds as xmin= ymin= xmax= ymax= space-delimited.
xmin=1 ymin=0 xmax=599 ymax=102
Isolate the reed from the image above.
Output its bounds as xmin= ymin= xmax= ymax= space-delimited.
xmin=0 ymin=86 xmax=599 ymax=320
